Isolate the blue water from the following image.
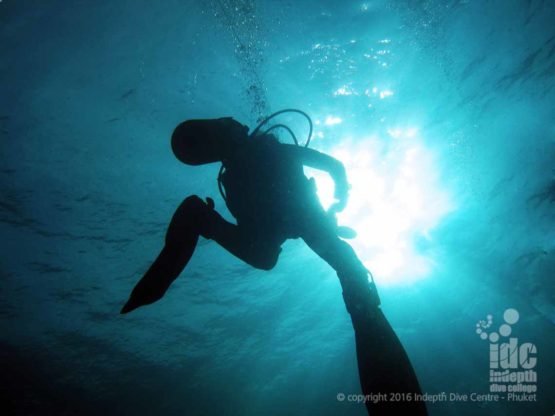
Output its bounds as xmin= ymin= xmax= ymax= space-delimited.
xmin=1 ymin=0 xmax=554 ymax=415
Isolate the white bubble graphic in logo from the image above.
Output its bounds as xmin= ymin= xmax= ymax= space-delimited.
xmin=476 ymin=308 xmax=519 ymax=342
xmin=503 ymin=308 xmax=519 ymax=325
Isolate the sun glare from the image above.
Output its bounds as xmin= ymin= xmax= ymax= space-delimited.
xmin=305 ymin=128 xmax=453 ymax=286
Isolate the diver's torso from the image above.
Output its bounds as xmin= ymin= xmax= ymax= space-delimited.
xmin=221 ymin=139 xmax=318 ymax=232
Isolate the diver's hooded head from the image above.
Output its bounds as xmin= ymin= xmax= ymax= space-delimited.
xmin=171 ymin=117 xmax=249 ymax=165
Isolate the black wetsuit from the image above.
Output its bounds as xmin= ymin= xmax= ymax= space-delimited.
xmin=221 ymin=137 xmax=324 ymax=238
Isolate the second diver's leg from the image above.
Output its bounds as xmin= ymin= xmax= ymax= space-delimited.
xmin=121 ymin=195 xmax=282 ymax=314
xmin=302 ymin=227 xmax=427 ymax=415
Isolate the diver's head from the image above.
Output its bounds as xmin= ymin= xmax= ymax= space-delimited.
xmin=171 ymin=117 xmax=249 ymax=165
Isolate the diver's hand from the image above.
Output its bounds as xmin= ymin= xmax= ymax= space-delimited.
xmin=329 ymin=198 xmax=347 ymax=214
xmin=330 ymin=159 xmax=349 ymax=213
xmin=330 ymin=183 xmax=349 ymax=213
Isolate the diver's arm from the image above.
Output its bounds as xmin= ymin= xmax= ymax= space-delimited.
xmin=281 ymin=144 xmax=350 ymax=211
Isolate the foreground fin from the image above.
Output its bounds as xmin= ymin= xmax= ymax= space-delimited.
xmin=351 ymin=306 xmax=428 ymax=415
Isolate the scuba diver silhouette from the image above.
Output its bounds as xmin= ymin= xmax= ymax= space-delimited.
xmin=121 ymin=110 xmax=428 ymax=416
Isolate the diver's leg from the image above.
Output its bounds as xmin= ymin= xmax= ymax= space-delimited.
xmin=302 ymin=228 xmax=427 ymax=415
xmin=301 ymin=227 xmax=380 ymax=321
xmin=121 ymin=195 xmax=281 ymax=314
xmin=121 ymin=196 xmax=208 ymax=313
xmin=207 ymin=218 xmax=283 ymax=272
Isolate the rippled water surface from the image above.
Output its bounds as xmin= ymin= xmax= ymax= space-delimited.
xmin=1 ymin=1 xmax=554 ymax=415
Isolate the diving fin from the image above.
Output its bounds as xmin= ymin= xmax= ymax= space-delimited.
xmin=351 ymin=307 xmax=428 ymax=415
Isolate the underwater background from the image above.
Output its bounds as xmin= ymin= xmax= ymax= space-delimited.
xmin=1 ymin=0 xmax=554 ymax=415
